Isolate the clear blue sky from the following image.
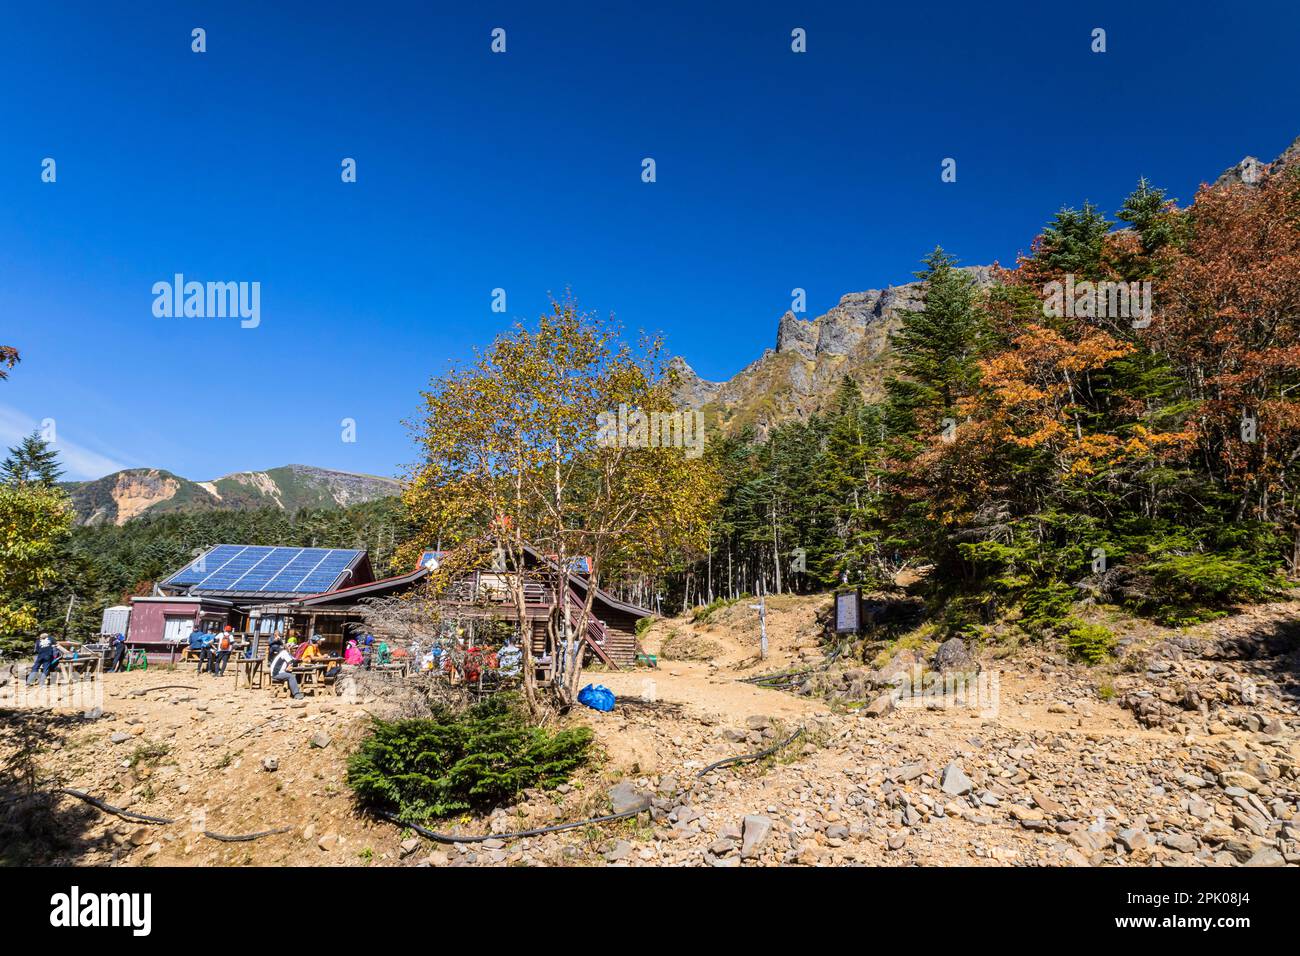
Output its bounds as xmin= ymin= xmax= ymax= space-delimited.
xmin=2 ymin=1 xmax=1298 ymax=481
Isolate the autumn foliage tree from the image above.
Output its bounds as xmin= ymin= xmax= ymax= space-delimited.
xmin=404 ymin=296 xmax=719 ymax=712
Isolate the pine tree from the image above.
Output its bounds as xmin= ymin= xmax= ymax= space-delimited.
xmin=1037 ymin=202 xmax=1112 ymax=276
xmin=884 ymin=246 xmax=992 ymax=440
xmin=1117 ymin=178 xmax=1181 ymax=257
xmin=1 ymin=431 xmax=64 ymax=487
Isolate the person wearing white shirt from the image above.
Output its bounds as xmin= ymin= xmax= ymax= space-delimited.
xmin=269 ymin=645 xmax=304 ymax=699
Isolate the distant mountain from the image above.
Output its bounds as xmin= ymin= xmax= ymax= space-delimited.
xmin=681 ymin=135 xmax=1300 ymax=437
xmin=64 ymin=464 xmax=401 ymax=526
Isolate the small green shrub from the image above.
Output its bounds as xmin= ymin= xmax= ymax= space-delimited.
xmin=1143 ymin=552 xmax=1280 ymax=624
xmin=1018 ymin=581 xmax=1077 ymax=638
xmin=346 ymin=694 xmax=593 ymax=822
xmin=1064 ymin=620 xmax=1115 ymax=664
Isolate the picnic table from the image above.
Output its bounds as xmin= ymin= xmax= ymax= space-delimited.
xmin=271 ymin=657 xmax=343 ymax=696
xmin=54 ymin=655 xmax=102 ymax=682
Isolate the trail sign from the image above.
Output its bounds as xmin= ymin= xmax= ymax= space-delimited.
xmin=835 ymin=590 xmax=861 ymax=634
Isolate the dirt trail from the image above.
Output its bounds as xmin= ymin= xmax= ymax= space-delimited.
xmin=4 ymin=593 xmax=1297 ymax=867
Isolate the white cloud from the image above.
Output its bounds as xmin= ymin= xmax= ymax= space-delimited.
xmin=0 ymin=403 xmax=132 ymax=480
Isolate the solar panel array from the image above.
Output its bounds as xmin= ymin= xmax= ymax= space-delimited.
xmin=164 ymin=545 xmax=363 ymax=595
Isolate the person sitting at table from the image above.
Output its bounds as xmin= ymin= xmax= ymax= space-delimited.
xmin=110 ymin=632 xmax=128 ymax=672
xmin=360 ymin=634 xmax=375 ymax=669
xmin=300 ymin=634 xmax=325 ymax=664
xmin=374 ymin=640 xmax=392 ymax=667
xmin=213 ymin=625 xmax=235 ymax=676
xmin=26 ymin=634 xmax=59 ymax=686
xmin=343 ymin=639 xmax=363 ymax=667
xmin=269 ymin=643 xmax=304 ymax=699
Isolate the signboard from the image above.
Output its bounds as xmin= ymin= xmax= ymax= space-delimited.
xmin=835 ymin=590 xmax=861 ymax=634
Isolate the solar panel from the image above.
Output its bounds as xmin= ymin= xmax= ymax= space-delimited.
xmin=164 ymin=545 xmax=363 ymax=595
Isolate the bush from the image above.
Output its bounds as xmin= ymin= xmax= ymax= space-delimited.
xmin=1064 ymin=620 xmax=1115 ymax=664
xmin=1143 ymin=552 xmax=1280 ymax=624
xmin=345 ymin=695 xmax=593 ymax=821
xmin=1018 ymin=581 xmax=1077 ymax=638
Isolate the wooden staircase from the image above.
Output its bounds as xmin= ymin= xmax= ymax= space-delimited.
xmin=568 ymin=593 xmax=619 ymax=669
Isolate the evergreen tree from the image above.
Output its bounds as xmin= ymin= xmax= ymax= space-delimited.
xmin=884 ymin=247 xmax=993 ymax=436
xmin=1117 ymin=178 xmax=1181 ymax=257
xmin=1 ymin=430 xmax=64 ymax=487
xmin=1037 ymin=202 xmax=1112 ymax=276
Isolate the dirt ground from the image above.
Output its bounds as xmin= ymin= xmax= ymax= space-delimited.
xmin=3 ymin=593 xmax=1297 ymax=867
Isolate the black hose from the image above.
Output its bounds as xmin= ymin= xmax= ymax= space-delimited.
xmin=203 ymin=827 xmax=292 ymax=843
xmin=373 ymin=806 xmax=646 ymax=845
xmin=696 ymin=726 xmax=805 ymax=777
xmin=59 ymin=788 xmax=176 ymax=825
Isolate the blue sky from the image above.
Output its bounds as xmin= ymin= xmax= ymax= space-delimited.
xmin=2 ymin=1 xmax=1298 ymax=481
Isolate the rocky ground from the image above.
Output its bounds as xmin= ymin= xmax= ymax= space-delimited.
xmin=2 ymin=595 xmax=1297 ymax=867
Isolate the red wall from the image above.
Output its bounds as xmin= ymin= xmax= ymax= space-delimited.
xmin=127 ymin=600 xmax=229 ymax=647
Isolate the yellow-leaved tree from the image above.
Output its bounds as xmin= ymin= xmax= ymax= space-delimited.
xmin=404 ymin=296 xmax=718 ymax=713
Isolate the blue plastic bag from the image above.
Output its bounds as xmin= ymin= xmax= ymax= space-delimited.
xmin=577 ymin=683 xmax=616 ymax=712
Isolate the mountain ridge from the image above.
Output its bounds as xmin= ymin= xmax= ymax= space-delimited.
xmin=677 ymin=135 xmax=1300 ymax=436
xmin=63 ymin=463 xmax=400 ymax=526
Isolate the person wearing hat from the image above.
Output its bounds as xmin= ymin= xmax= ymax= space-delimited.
xmin=269 ymin=640 xmax=304 ymax=700
xmin=300 ymin=634 xmax=324 ymax=664
xmin=109 ymin=632 xmax=128 ymax=672
xmin=213 ymin=625 xmax=235 ymax=676
xmin=26 ymin=634 xmax=60 ymax=686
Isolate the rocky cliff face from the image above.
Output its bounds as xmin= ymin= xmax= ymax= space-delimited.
xmin=683 ymin=134 xmax=1300 ymax=437
xmin=65 ymin=464 xmax=400 ymax=526
xmin=676 ymin=267 xmax=994 ymax=436
xmin=1213 ymin=134 xmax=1300 ymax=187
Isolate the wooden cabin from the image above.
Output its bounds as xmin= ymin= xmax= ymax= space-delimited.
xmin=245 ymin=544 xmax=651 ymax=670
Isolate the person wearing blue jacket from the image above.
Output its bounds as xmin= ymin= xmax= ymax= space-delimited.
xmin=189 ymin=629 xmax=214 ymax=675
xmin=25 ymin=634 xmax=59 ymax=686
xmin=110 ymin=632 xmax=127 ymax=672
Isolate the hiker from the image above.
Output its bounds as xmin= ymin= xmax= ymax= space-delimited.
xmin=498 ymin=637 xmax=522 ymax=678
xmin=200 ymin=630 xmax=219 ymax=674
xmin=374 ymin=640 xmax=392 ymax=667
xmin=25 ymin=634 xmax=59 ymax=686
xmin=188 ymin=628 xmax=209 ymax=674
xmin=360 ymin=634 xmax=375 ymax=669
xmin=269 ymin=642 xmax=304 ymax=699
xmin=343 ymin=639 xmax=363 ymax=666
xmin=213 ymin=626 xmax=234 ymax=676
xmin=300 ymin=634 xmax=324 ymax=664
xmin=110 ymin=632 xmax=128 ymax=672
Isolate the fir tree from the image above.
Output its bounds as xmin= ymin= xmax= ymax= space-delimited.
xmin=1 ymin=431 xmax=64 ymax=487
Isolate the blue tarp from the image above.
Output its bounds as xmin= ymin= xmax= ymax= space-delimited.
xmin=577 ymin=683 xmax=616 ymax=712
